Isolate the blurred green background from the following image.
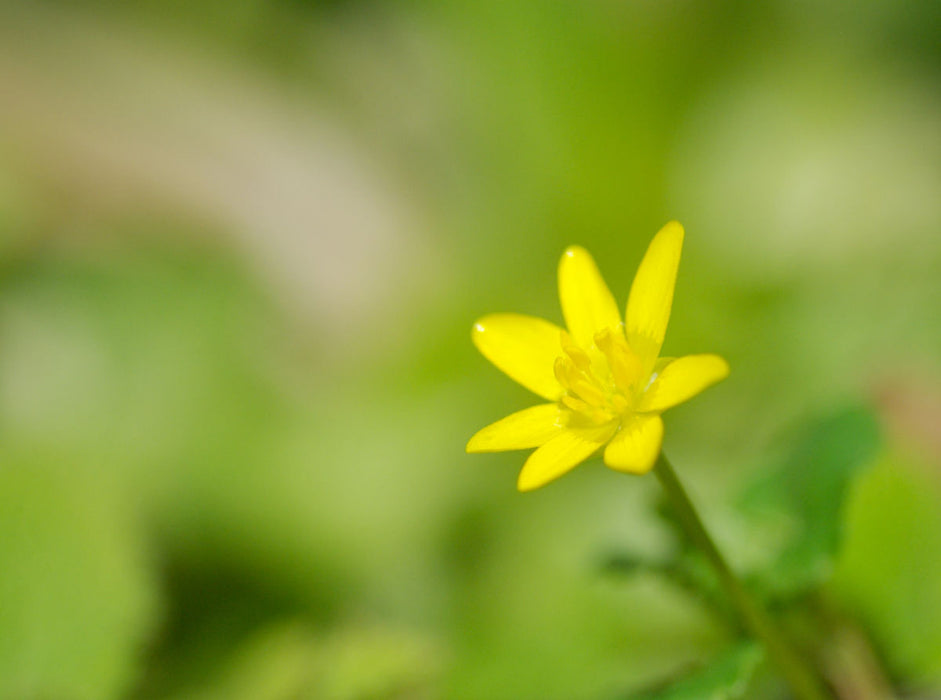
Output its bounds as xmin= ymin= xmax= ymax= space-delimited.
xmin=1 ymin=1 xmax=940 ymax=698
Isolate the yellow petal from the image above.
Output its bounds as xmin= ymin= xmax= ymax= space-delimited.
xmin=625 ymin=221 xmax=684 ymax=367
xmin=558 ymin=246 xmax=622 ymax=349
xmin=638 ymin=354 xmax=730 ymax=413
xmin=467 ymin=404 xmax=566 ymax=453
xmin=472 ymin=313 xmax=564 ymax=400
xmin=603 ymin=414 xmax=664 ymax=474
xmin=517 ymin=423 xmax=617 ymax=491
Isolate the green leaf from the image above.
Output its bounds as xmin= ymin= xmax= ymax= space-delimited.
xmin=599 ymin=551 xmax=732 ymax=622
xmin=165 ymin=621 xmax=443 ymax=700
xmin=0 ymin=452 xmax=157 ymax=700
xmin=831 ymin=454 xmax=941 ymax=685
xmin=738 ymin=405 xmax=882 ymax=596
xmin=313 ymin=624 xmax=443 ymax=700
xmin=627 ymin=642 xmax=764 ymax=700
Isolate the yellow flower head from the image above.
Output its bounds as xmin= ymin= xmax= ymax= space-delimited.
xmin=467 ymin=222 xmax=729 ymax=491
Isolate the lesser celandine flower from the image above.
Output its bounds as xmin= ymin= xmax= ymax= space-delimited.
xmin=467 ymin=222 xmax=729 ymax=491
xmin=465 ymin=225 xmax=831 ymax=700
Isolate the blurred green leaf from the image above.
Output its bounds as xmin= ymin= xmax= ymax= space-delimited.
xmin=313 ymin=624 xmax=442 ymax=700
xmin=168 ymin=621 xmax=442 ymax=700
xmin=169 ymin=623 xmax=319 ymax=700
xmin=599 ymin=551 xmax=731 ymax=625
xmin=738 ymin=405 xmax=882 ymax=597
xmin=446 ymin=488 xmax=729 ymax=700
xmin=627 ymin=642 xmax=763 ymax=700
xmin=832 ymin=454 xmax=941 ymax=686
xmin=0 ymin=452 xmax=157 ymax=700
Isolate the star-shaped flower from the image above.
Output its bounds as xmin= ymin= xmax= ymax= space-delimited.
xmin=467 ymin=222 xmax=729 ymax=491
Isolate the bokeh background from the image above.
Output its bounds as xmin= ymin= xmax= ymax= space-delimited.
xmin=1 ymin=1 xmax=940 ymax=698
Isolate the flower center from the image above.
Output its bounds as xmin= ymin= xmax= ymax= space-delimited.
xmin=554 ymin=328 xmax=645 ymax=425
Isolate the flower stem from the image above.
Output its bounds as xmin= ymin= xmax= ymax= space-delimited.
xmin=653 ymin=453 xmax=831 ymax=700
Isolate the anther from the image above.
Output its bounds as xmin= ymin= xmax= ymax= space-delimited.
xmin=560 ymin=330 xmax=592 ymax=372
xmin=594 ymin=328 xmax=642 ymax=395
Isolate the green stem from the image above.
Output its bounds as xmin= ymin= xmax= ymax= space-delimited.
xmin=653 ymin=453 xmax=831 ymax=700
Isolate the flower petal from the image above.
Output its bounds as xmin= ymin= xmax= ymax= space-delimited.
xmin=603 ymin=414 xmax=664 ymax=474
xmin=517 ymin=423 xmax=617 ymax=491
xmin=638 ymin=354 xmax=730 ymax=413
xmin=467 ymin=404 xmax=566 ymax=453
xmin=558 ymin=246 xmax=621 ymax=349
xmin=472 ymin=313 xmax=565 ymax=400
xmin=625 ymin=221 xmax=684 ymax=367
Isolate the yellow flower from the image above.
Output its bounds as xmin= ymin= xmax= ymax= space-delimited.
xmin=467 ymin=222 xmax=729 ymax=491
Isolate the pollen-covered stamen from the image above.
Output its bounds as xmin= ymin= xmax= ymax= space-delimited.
xmin=561 ymin=395 xmax=592 ymax=414
xmin=554 ymin=356 xmax=604 ymax=407
xmin=554 ymin=354 xmax=614 ymax=423
xmin=560 ymin=330 xmax=592 ymax=372
xmin=553 ymin=327 xmax=648 ymax=425
xmin=594 ymin=328 xmax=643 ymax=397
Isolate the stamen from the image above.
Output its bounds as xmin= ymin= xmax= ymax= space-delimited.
xmin=610 ymin=394 xmax=630 ymax=413
xmin=594 ymin=328 xmax=642 ymax=395
xmin=553 ymin=356 xmax=570 ymax=388
xmin=554 ymin=356 xmax=585 ymax=392
xmin=555 ymin=327 xmax=644 ymax=425
xmin=560 ymin=330 xmax=592 ymax=372
xmin=571 ymin=378 xmax=606 ymax=407
xmin=561 ymin=395 xmax=591 ymax=413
